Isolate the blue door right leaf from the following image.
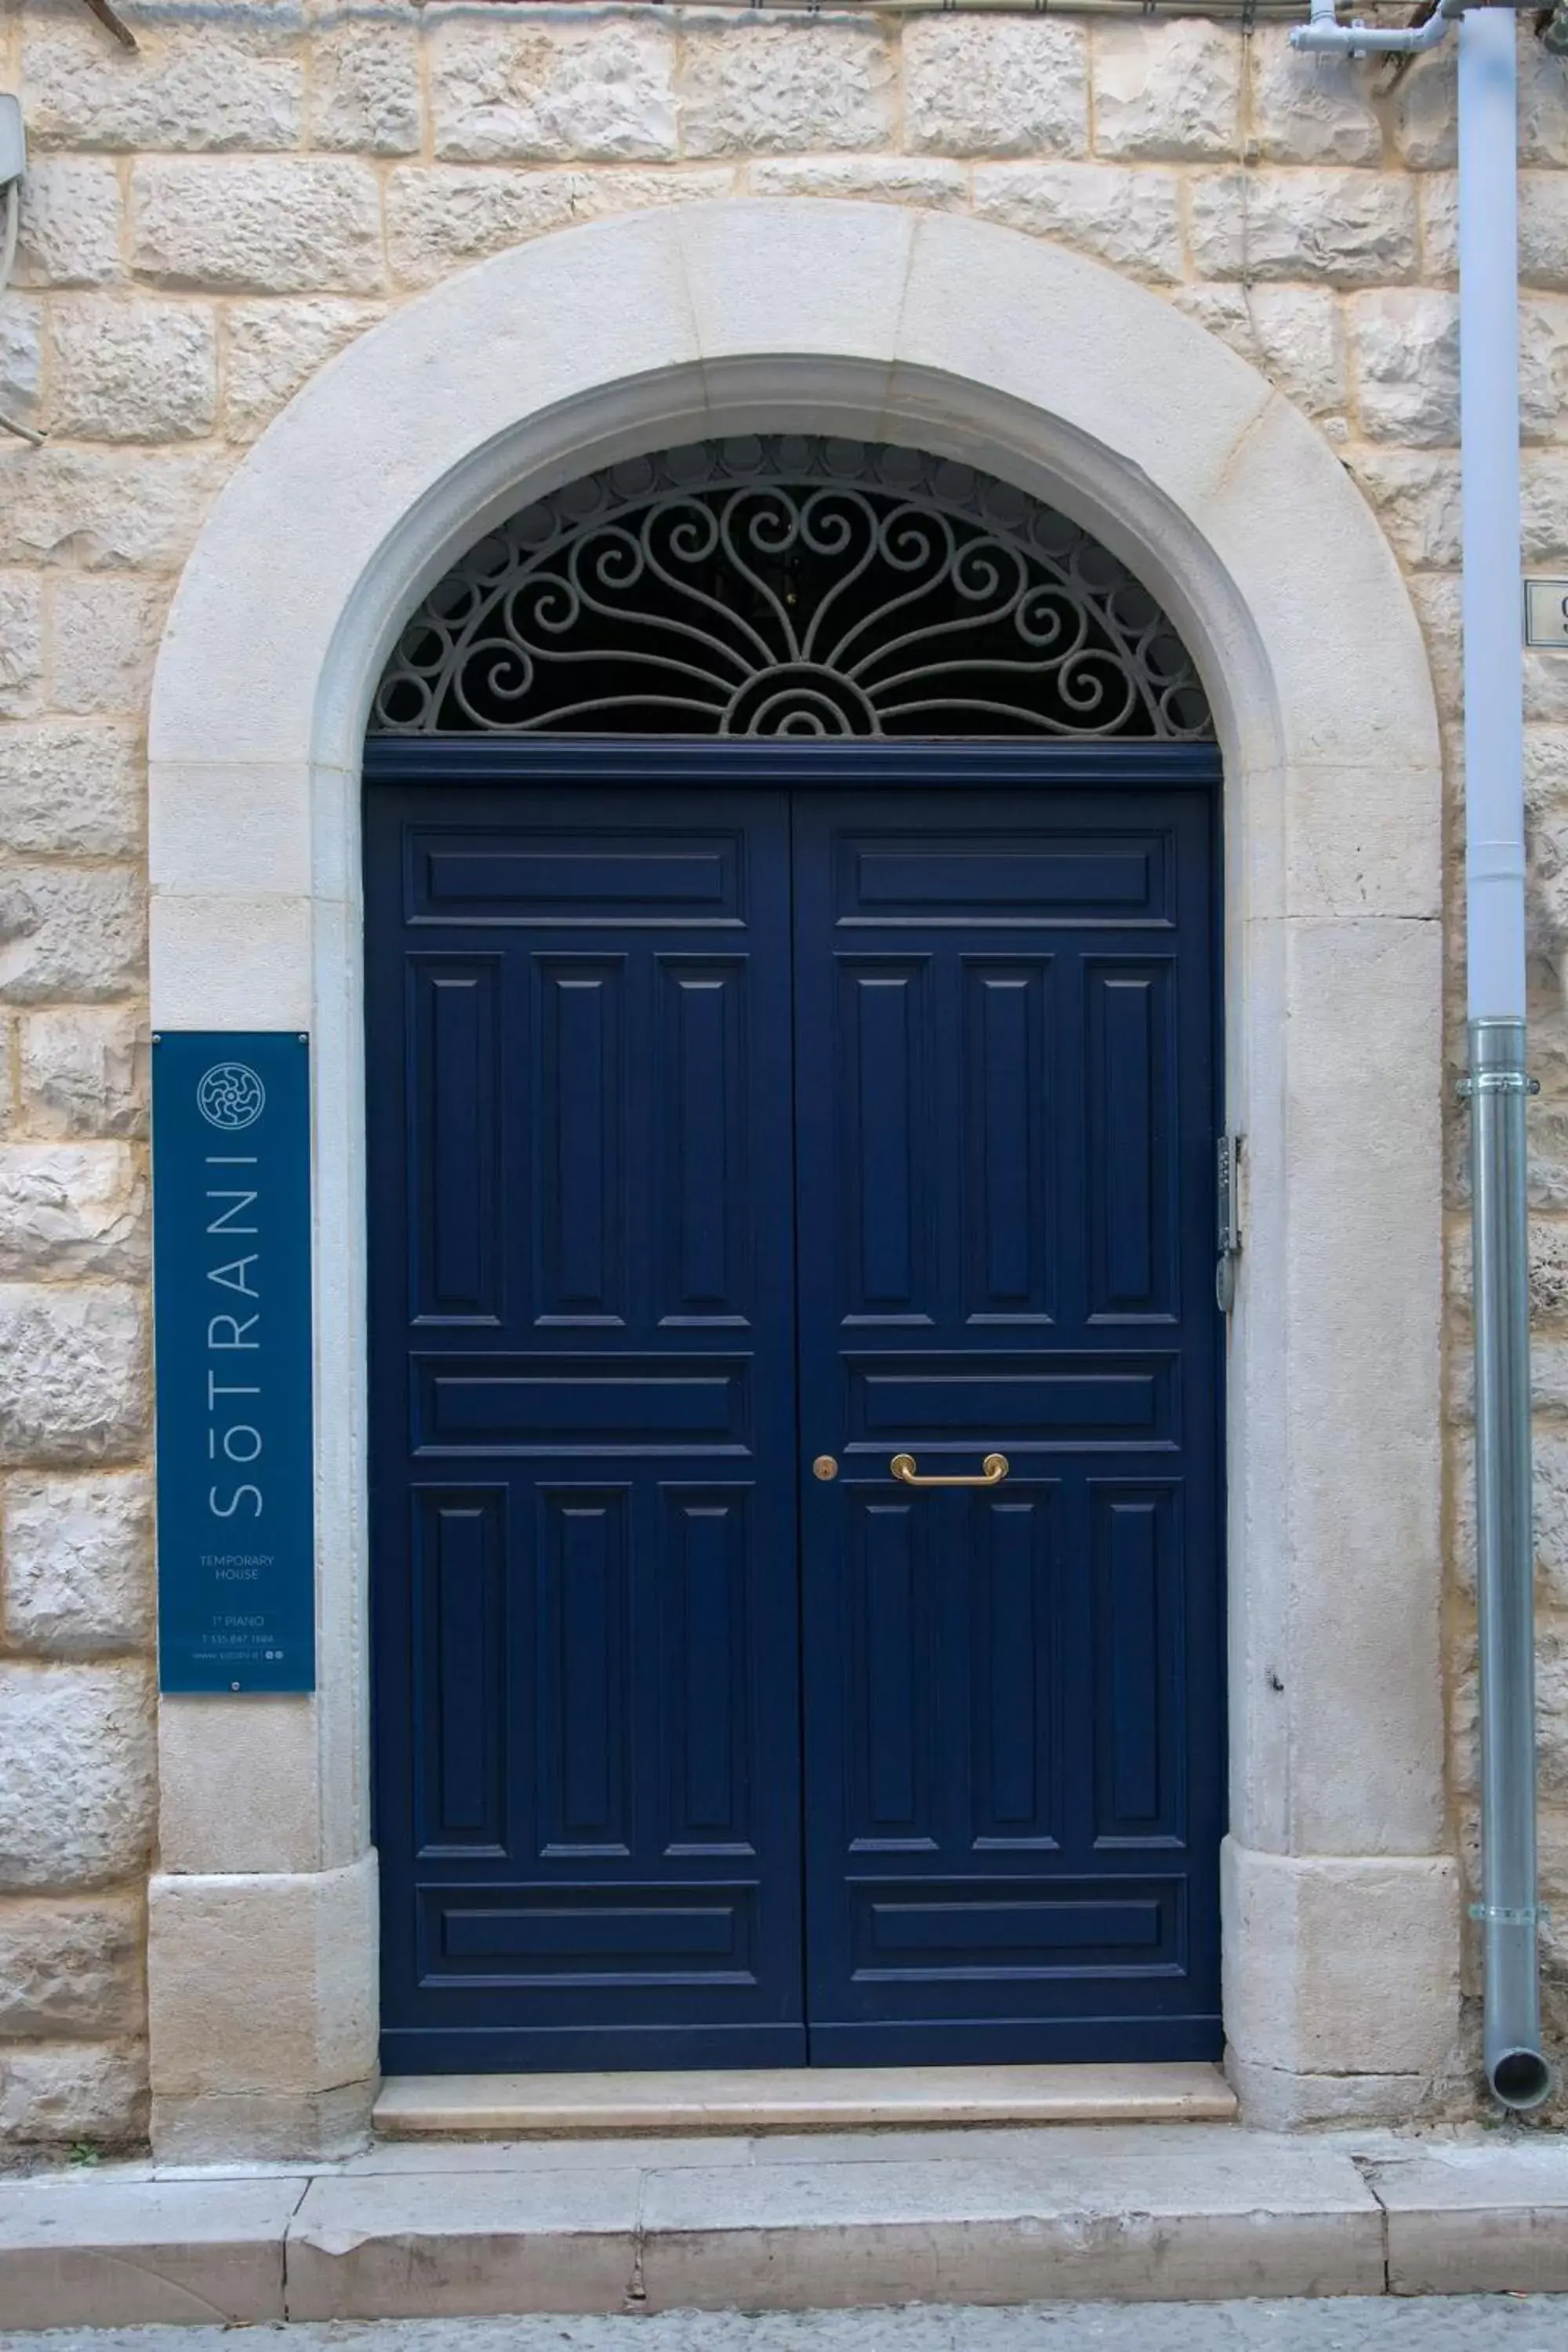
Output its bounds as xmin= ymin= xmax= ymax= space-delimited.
xmin=791 ymin=786 xmax=1223 ymax=2063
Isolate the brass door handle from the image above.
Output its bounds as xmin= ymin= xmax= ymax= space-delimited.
xmin=889 ymin=1452 xmax=1009 ymax=1488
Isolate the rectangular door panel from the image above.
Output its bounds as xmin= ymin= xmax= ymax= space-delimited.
xmin=412 ymin=1486 xmax=508 ymax=1857
xmin=839 ymin=963 xmax=935 ymax=1320
xmin=962 ymin=963 xmax=1055 ymax=1324
xmin=369 ymin=783 xmax=804 ymax=2071
xmin=832 ymin=829 xmax=1174 ymax=927
xmin=655 ymin=963 xmax=753 ymax=1324
xmin=848 ymin=1875 xmax=1185 ymax=1976
xmin=407 ymin=961 xmax=503 ymax=1325
xmin=844 ymin=1352 xmax=1179 ymax=1450
xmin=1092 ymin=1482 xmax=1185 ymax=1846
xmin=412 ymin=1354 xmax=753 ymax=1454
xmin=534 ymin=960 xmax=626 ymax=1323
xmin=971 ymin=1487 xmax=1058 ymax=1850
xmin=794 ymin=785 xmax=1221 ymax=2064
xmin=848 ymin=1494 xmax=935 ymax=1848
xmin=661 ymin=1485 xmax=756 ymax=1851
xmin=418 ymin=1881 xmax=765 ymax=1994
xmin=406 ymin=825 xmax=748 ymax=926
xmin=1086 ymin=961 xmax=1179 ymax=1322
xmin=535 ymin=1484 xmax=633 ymax=1856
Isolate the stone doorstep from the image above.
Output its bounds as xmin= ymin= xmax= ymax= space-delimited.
xmin=372 ymin=2062 xmax=1239 ymax=2139
xmin=5 ymin=2129 xmax=1568 ymax=2328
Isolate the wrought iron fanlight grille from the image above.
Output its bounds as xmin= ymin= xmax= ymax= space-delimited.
xmin=371 ymin=437 xmax=1214 ymax=741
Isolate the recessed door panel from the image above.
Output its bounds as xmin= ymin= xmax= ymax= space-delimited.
xmin=1087 ymin=962 xmax=1178 ymax=1321
xmin=412 ymin=1486 xmax=507 ymax=1856
xmin=1092 ymin=1483 xmax=1185 ymax=1844
xmin=656 ymin=963 xmax=753 ymax=1324
xmin=848 ymin=1494 xmax=934 ymax=1846
xmin=840 ymin=963 xmax=934 ymax=1319
xmin=662 ymin=1486 xmax=756 ymax=1851
xmin=408 ymin=962 xmax=502 ymax=1324
xmin=962 ymin=964 xmax=1054 ymax=1324
xmin=535 ymin=960 xmax=626 ymax=1323
xmin=536 ymin=1484 xmax=632 ymax=1854
xmin=971 ymin=1487 xmax=1058 ymax=1849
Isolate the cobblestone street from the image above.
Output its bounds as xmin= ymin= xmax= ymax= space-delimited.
xmin=10 ymin=2304 xmax=1568 ymax=2352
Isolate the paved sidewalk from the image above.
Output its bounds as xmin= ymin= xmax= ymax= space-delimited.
xmin=6 ymin=2126 xmax=1568 ymax=2328
xmin=12 ymin=2299 xmax=1568 ymax=2351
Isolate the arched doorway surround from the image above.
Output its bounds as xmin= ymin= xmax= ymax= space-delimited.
xmin=145 ymin=200 xmax=1457 ymax=2158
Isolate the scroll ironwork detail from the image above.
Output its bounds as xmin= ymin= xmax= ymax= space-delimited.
xmin=371 ymin=437 xmax=1213 ymax=741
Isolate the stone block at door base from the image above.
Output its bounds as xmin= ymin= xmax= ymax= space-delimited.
xmin=151 ymin=2082 xmax=376 ymax=2166
xmin=1221 ymin=1838 xmax=1461 ymax=2103
xmin=147 ymin=1851 xmax=378 ymax=2160
xmin=1223 ymin=2054 xmax=1435 ymax=2129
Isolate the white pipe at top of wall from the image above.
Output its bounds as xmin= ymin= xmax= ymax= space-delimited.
xmin=1290 ymin=0 xmax=1457 ymax=52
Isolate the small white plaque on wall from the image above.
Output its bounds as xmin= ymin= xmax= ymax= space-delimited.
xmin=1525 ymin=579 xmax=1568 ymax=648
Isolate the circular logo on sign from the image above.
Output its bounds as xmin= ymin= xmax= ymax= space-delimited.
xmin=196 ymin=1062 xmax=267 ymax=1131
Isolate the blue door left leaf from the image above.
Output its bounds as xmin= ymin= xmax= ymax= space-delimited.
xmin=152 ymin=1031 xmax=316 ymax=1694
xmin=366 ymin=786 xmax=805 ymax=2072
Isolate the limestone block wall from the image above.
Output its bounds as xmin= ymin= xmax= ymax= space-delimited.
xmin=0 ymin=0 xmax=1566 ymax=2145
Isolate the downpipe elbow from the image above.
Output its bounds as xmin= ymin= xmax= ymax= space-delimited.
xmin=1487 ymin=2043 xmax=1553 ymax=2111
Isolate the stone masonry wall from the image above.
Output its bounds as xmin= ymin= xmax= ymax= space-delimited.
xmin=2 ymin=0 xmax=1567 ymax=2144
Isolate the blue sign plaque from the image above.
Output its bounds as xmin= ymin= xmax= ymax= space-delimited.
xmin=152 ymin=1032 xmax=316 ymax=1693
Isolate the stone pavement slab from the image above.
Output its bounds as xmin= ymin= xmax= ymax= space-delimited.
xmin=0 ymin=2173 xmax=306 ymax=2328
xmin=1361 ymin=2140 xmax=1568 ymax=2296
xmin=284 ymin=2165 xmax=645 ymax=2318
xmin=637 ymin=2127 xmax=1382 ymax=2310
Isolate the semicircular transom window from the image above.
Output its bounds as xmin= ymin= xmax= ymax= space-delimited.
xmin=371 ymin=437 xmax=1213 ymax=742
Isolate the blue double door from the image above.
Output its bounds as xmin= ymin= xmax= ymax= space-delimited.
xmin=365 ymin=746 xmax=1224 ymax=2073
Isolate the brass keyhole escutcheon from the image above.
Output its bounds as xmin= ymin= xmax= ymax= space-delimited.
xmin=812 ymin=1455 xmax=839 ymax=1481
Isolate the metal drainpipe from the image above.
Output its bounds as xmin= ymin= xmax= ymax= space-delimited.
xmin=1457 ymin=2 xmax=1552 ymax=2114
xmin=1292 ymin=0 xmax=1551 ymax=2111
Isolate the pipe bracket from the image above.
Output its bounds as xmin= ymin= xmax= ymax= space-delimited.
xmin=1469 ymin=1902 xmax=1552 ymax=1926
xmin=1457 ymin=1071 xmax=1541 ymax=1098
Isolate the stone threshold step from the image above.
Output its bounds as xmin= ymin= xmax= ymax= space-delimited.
xmin=373 ymin=2060 xmax=1237 ymax=2139
xmin=9 ymin=2129 xmax=1568 ymax=2327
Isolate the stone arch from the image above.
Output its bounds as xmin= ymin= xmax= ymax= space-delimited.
xmin=145 ymin=200 xmax=1455 ymax=2155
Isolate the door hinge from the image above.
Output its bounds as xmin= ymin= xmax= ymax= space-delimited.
xmin=1216 ymin=1133 xmax=1242 ymax=1313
